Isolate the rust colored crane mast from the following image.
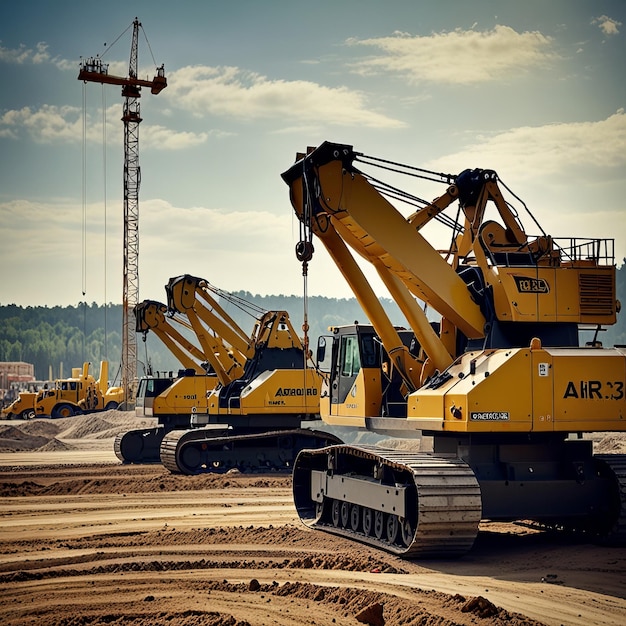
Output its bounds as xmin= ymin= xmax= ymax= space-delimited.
xmin=78 ymin=18 xmax=166 ymax=408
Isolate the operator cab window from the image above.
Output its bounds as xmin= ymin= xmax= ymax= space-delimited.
xmin=340 ymin=335 xmax=361 ymax=377
xmin=360 ymin=334 xmax=378 ymax=368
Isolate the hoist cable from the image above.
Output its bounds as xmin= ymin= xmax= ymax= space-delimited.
xmin=98 ymin=22 xmax=132 ymax=60
xmin=81 ymin=83 xmax=87 ymax=298
xmin=498 ymin=176 xmax=546 ymax=237
xmin=364 ymin=174 xmax=462 ymax=233
xmin=140 ymin=24 xmax=159 ymax=68
xmin=102 ymin=85 xmax=108 ymax=360
xmin=355 ymin=154 xmax=455 ymax=185
xmin=302 ymin=261 xmax=310 ymax=410
xmin=202 ymin=282 xmax=268 ymax=319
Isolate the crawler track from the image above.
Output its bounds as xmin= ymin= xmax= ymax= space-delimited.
xmin=114 ymin=428 xmax=168 ymax=464
xmin=292 ymin=444 xmax=482 ymax=558
xmin=518 ymin=453 xmax=626 ymax=545
xmin=160 ymin=428 xmax=342 ymax=475
xmin=590 ymin=454 xmax=626 ymax=543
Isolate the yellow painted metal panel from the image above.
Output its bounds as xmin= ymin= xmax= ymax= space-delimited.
xmin=489 ymin=266 xmax=616 ymax=324
xmin=530 ymin=348 xmax=555 ymax=432
xmin=321 ymin=368 xmax=381 ymax=427
xmin=550 ymin=348 xmax=626 ymax=429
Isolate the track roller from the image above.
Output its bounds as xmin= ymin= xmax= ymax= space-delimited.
xmin=293 ymin=444 xmax=482 ymax=558
xmin=160 ymin=427 xmax=342 ymax=475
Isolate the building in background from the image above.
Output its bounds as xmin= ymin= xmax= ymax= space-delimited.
xmin=0 ymin=361 xmax=36 ymax=403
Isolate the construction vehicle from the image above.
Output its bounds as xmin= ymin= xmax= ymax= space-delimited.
xmin=114 ymin=299 xmax=220 ymax=463
xmin=117 ymin=282 xmax=283 ymax=463
xmin=2 ymin=391 xmax=38 ymax=420
xmin=35 ymin=361 xmax=124 ymax=419
xmin=282 ymin=141 xmax=626 ymax=558
xmin=158 ymin=274 xmax=341 ymax=474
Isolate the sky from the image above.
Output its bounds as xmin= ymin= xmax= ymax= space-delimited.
xmin=1 ymin=0 xmax=625 ymax=308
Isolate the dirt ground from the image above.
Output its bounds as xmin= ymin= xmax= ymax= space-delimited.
xmin=1 ymin=411 xmax=625 ymax=626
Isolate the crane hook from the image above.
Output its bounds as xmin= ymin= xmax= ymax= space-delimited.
xmin=295 ymin=240 xmax=314 ymax=263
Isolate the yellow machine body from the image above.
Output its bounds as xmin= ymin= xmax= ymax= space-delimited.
xmin=408 ymin=344 xmax=626 ymax=433
xmin=320 ymin=367 xmax=378 ymax=427
xmin=1 ymin=391 xmax=38 ymax=420
xmin=206 ymin=368 xmax=321 ymax=417
xmin=487 ymin=264 xmax=616 ymax=325
xmin=129 ymin=275 xmax=332 ymax=473
xmin=145 ymin=374 xmax=219 ymax=418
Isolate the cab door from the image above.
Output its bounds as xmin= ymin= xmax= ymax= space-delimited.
xmin=335 ymin=334 xmax=361 ymax=405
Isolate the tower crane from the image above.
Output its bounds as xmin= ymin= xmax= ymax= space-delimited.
xmin=78 ymin=18 xmax=166 ymax=408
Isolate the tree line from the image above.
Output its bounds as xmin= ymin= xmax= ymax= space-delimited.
xmin=0 ymin=303 xmax=123 ymax=382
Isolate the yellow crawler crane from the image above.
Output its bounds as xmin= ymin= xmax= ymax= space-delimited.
xmin=282 ymin=141 xmax=625 ymax=558
xmin=115 ymin=299 xmax=220 ymax=463
xmin=119 ymin=280 xmax=276 ymax=464
xmin=158 ymin=275 xmax=341 ymax=474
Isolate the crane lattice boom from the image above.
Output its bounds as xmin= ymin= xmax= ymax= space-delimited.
xmin=79 ymin=18 xmax=166 ymax=408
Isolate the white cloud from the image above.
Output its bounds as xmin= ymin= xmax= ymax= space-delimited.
xmin=0 ymin=41 xmax=74 ymax=70
xmin=346 ymin=25 xmax=557 ymax=85
xmin=0 ymin=40 xmax=164 ymax=77
xmin=166 ymin=65 xmax=405 ymax=128
xmin=425 ymin=110 xmax=626 ymax=179
xmin=416 ymin=112 xmax=626 ymax=258
xmin=0 ymin=105 xmax=83 ymax=143
xmin=0 ymin=41 xmax=50 ymax=64
xmin=0 ymin=103 xmax=207 ymax=149
xmin=142 ymin=125 xmax=209 ymax=150
xmin=592 ymin=15 xmax=622 ymax=37
xmin=0 ymin=195 xmax=309 ymax=305
xmin=0 ymin=199 xmax=85 ymax=263
xmin=137 ymin=199 xmax=375 ymax=300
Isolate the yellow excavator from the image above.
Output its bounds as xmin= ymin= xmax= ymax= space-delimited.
xmin=282 ymin=141 xmax=625 ymax=558
xmin=114 ymin=299 xmax=220 ymax=463
xmin=132 ymin=275 xmax=340 ymax=473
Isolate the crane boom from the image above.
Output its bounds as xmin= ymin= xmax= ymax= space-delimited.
xmin=79 ymin=18 xmax=166 ymax=409
xmin=282 ymin=143 xmax=486 ymax=341
xmin=134 ymin=300 xmax=207 ymax=373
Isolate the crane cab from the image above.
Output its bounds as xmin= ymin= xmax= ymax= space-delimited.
xmin=316 ymin=324 xmax=418 ymax=426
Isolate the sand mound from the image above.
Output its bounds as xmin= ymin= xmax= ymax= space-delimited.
xmin=37 ymin=438 xmax=76 ymax=452
xmin=0 ymin=425 xmax=49 ymax=451
xmin=0 ymin=410 xmax=155 ymax=452
xmin=58 ymin=415 xmax=116 ymax=439
xmin=595 ymin=434 xmax=626 ymax=454
xmin=18 ymin=420 xmax=61 ymax=438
